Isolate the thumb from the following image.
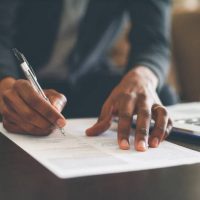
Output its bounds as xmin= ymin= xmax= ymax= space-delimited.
xmin=86 ymin=100 xmax=113 ymax=136
xmin=44 ymin=89 xmax=67 ymax=112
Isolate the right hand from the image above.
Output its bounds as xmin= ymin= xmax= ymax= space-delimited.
xmin=0 ymin=77 xmax=67 ymax=136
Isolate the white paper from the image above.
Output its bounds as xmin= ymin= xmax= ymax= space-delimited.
xmin=0 ymin=118 xmax=200 ymax=179
xmin=167 ymin=102 xmax=200 ymax=134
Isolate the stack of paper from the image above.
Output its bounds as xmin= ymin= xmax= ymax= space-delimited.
xmin=0 ymin=119 xmax=200 ymax=179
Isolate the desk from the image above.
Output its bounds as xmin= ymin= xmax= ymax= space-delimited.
xmin=0 ymin=133 xmax=200 ymax=200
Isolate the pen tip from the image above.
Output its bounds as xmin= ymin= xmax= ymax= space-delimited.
xmin=61 ymin=128 xmax=65 ymax=136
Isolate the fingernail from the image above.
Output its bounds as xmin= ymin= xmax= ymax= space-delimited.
xmin=152 ymin=137 xmax=159 ymax=147
xmin=120 ymin=139 xmax=130 ymax=150
xmin=137 ymin=140 xmax=147 ymax=151
xmin=56 ymin=118 xmax=66 ymax=128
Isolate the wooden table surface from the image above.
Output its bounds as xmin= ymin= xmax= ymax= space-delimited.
xmin=0 ymin=133 xmax=199 ymax=200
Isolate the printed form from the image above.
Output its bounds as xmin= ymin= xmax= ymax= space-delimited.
xmin=0 ymin=119 xmax=200 ymax=179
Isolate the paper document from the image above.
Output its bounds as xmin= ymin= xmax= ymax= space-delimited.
xmin=167 ymin=102 xmax=200 ymax=135
xmin=0 ymin=119 xmax=200 ymax=179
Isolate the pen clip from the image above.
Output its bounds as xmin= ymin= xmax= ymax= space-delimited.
xmin=28 ymin=64 xmax=37 ymax=79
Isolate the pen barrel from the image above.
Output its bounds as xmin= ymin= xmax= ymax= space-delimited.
xmin=21 ymin=62 xmax=50 ymax=102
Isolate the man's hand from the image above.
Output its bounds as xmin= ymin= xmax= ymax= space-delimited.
xmin=0 ymin=77 xmax=67 ymax=136
xmin=86 ymin=66 xmax=172 ymax=152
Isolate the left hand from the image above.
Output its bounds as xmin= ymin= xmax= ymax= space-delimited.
xmin=86 ymin=66 xmax=173 ymax=152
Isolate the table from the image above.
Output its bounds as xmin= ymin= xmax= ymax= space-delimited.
xmin=0 ymin=133 xmax=199 ymax=200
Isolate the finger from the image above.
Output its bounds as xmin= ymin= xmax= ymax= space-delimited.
xmin=86 ymin=100 xmax=113 ymax=136
xmin=134 ymin=95 xmax=152 ymax=151
xmin=14 ymin=80 xmax=66 ymax=128
xmin=3 ymin=117 xmax=53 ymax=136
xmin=118 ymin=93 xmax=136 ymax=150
xmin=2 ymin=104 xmax=54 ymax=136
xmin=163 ymin=118 xmax=173 ymax=140
xmin=45 ymin=89 xmax=67 ymax=112
xmin=2 ymin=89 xmax=54 ymax=130
xmin=149 ymin=104 xmax=169 ymax=148
xmin=2 ymin=103 xmax=29 ymax=132
xmin=2 ymin=118 xmax=25 ymax=134
xmin=19 ymin=121 xmax=53 ymax=136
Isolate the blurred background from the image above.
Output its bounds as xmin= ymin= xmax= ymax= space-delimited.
xmin=110 ymin=0 xmax=200 ymax=103
xmin=173 ymin=0 xmax=200 ymax=9
xmin=170 ymin=0 xmax=200 ymax=102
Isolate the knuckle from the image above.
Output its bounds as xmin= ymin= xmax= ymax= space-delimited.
xmin=119 ymin=112 xmax=132 ymax=119
xmin=138 ymin=92 xmax=148 ymax=101
xmin=22 ymin=109 xmax=35 ymax=122
xmin=43 ymin=109 xmax=57 ymax=123
xmin=136 ymin=127 xmax=149 ymax=136
xmin=28 ymin=95 xmax=40 ymax=108
xmin=2 ymin=90 xmax=12 ymax=103
xmin=14 ymin=79 xmax=29 ymax=91
xmin=2 ymin=120 xmax=11 ymax=132
xmin=2 ymin=108 xmax=11 ymax=120
xmin=120 ymin=93 xmax=134 ymax=102
xmin=138 ymin=108 xmax=151 ymax=118
xmin=118 ymin=126 xmax=130 ymax=134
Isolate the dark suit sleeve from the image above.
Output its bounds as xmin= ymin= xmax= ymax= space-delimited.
xmin=0 ymin=1 xmax=21 ymax=80
xmin=68 ymin=0 xmax=125 ymax=84
xmin=127 ymin=0 xmax=171 ymax=90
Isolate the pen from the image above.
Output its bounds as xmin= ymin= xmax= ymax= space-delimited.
xmin=12 ymin=48 xmax=65 ymax=135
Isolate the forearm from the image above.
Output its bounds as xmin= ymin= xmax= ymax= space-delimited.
xmin=127 ymin=0 xmax=171 ymax=89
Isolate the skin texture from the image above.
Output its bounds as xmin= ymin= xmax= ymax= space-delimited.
xmin=0 ymin=66 xmax=172 ymax=152
xmin=86 ymin=66 xmax=173 ymax=152
xmin=0 ymin=77 xmax=67 ymax=136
